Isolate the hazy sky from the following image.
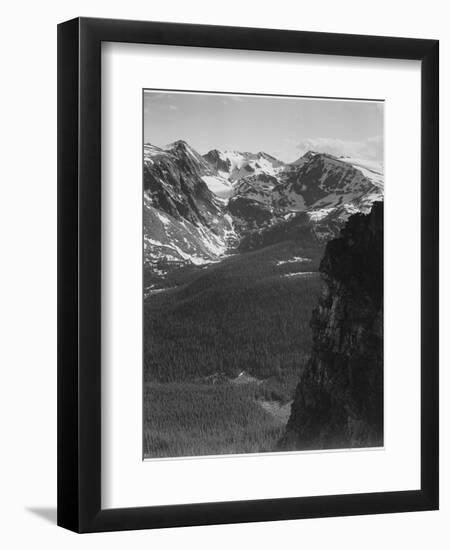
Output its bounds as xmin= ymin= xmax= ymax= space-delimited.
xmin=143 ymin=90 xmax=383 ymax=164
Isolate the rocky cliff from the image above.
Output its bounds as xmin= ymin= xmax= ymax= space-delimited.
xmin=281 ymin=202 xmax=384 ymax=450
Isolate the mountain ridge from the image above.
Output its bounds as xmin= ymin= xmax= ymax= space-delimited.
xmin=144 ymin=140 xmax=384 ymax=278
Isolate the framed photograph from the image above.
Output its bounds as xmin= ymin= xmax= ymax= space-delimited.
xmin=57 ymin=17 xmax=439 ymax=533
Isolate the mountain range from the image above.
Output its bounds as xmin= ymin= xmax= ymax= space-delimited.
xmin=143 ymin=136 xmax=384 ymax=457
xmin=143 ymin=139 xmax=383 ymax=285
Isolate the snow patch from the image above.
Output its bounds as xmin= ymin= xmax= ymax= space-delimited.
xmin=308 ymin=207 xmax=335 ymax=222
xmin=283 ymin=271 xmax=316 ymax=278
xmin=201 ymin=175 xmax=233 ymax=198
xmin=276 ymin=257 xmax=312 ymax=266
xmin=156 ymin=211 xmax=171 ymax=226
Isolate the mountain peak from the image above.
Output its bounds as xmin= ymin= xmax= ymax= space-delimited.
xmin=301 ymin=150 xmax=319 ymax=161
xmin=165 ymin=140 xmax=210 ymax=168
xmin=291 ymin=150 xmax=340 ymax=166
xmin=167 ymin=139 xmax=191 ymax=150
xmin=290 ymin=150 xmax=318 ymax=165
xmin=203 ymin=148 xmax=222 ymax=158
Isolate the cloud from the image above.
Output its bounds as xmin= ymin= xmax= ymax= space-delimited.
xmin=296 ymin=136 xmax=383 ymax=161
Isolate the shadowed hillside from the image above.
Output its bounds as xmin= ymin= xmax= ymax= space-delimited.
xmin=280 ymin=202 xmax=384 ymax=450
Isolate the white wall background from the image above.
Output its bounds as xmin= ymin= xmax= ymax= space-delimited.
xmin=0 ymin=0 xmax=447 ymax=547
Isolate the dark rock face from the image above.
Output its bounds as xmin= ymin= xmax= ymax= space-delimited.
xmin=281 ymin=202 xmax=384 ymax=450
xmin=238 ymin=212 xmax=323 ymax=252
xmin=283 ymin=154 xmax=376 ymax=207
xmin=144 ymin=143 xmax=221 ymax=228
xmin=290 ymin=150 xmax=319 ymax=166
xmin=228 ymin=196 xmax=274 ymax=229
xmin=203 ymin=149 xmax=232 ymax=173
xmin=143 ymin=143 xmax=235 ymax=270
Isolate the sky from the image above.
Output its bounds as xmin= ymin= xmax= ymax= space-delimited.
xmin=143 ymin=90 xmax=384 ymax=164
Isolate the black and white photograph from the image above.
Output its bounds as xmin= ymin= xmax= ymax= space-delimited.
xmin=1 ymin=1 xmax=443 ymax=543
xmin=143 ymin=90 xmax=384 ymax=459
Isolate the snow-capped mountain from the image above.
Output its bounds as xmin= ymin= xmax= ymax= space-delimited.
xmin=290 ymin=150 xmax=319 ymax=167
xmin=280 ymin=152 xmax=381 ymax=210
xmin=143 ymin=141 xmax=235 ymax=275
xmin=229 ymin=151 xmax=382 ymax=236
xmin=337 ymin=156 xmax=384 ymax=188
xmin=203 ymin=149 xmax=285 ymax=182
xmin=143 ymin=140 xmax=384 ymax=276
xmin=200 ymin=149 xmax=286 ymax=199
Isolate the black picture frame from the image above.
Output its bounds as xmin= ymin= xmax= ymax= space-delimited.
xmin=57 ymin=17 xmax=439 ymax=533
